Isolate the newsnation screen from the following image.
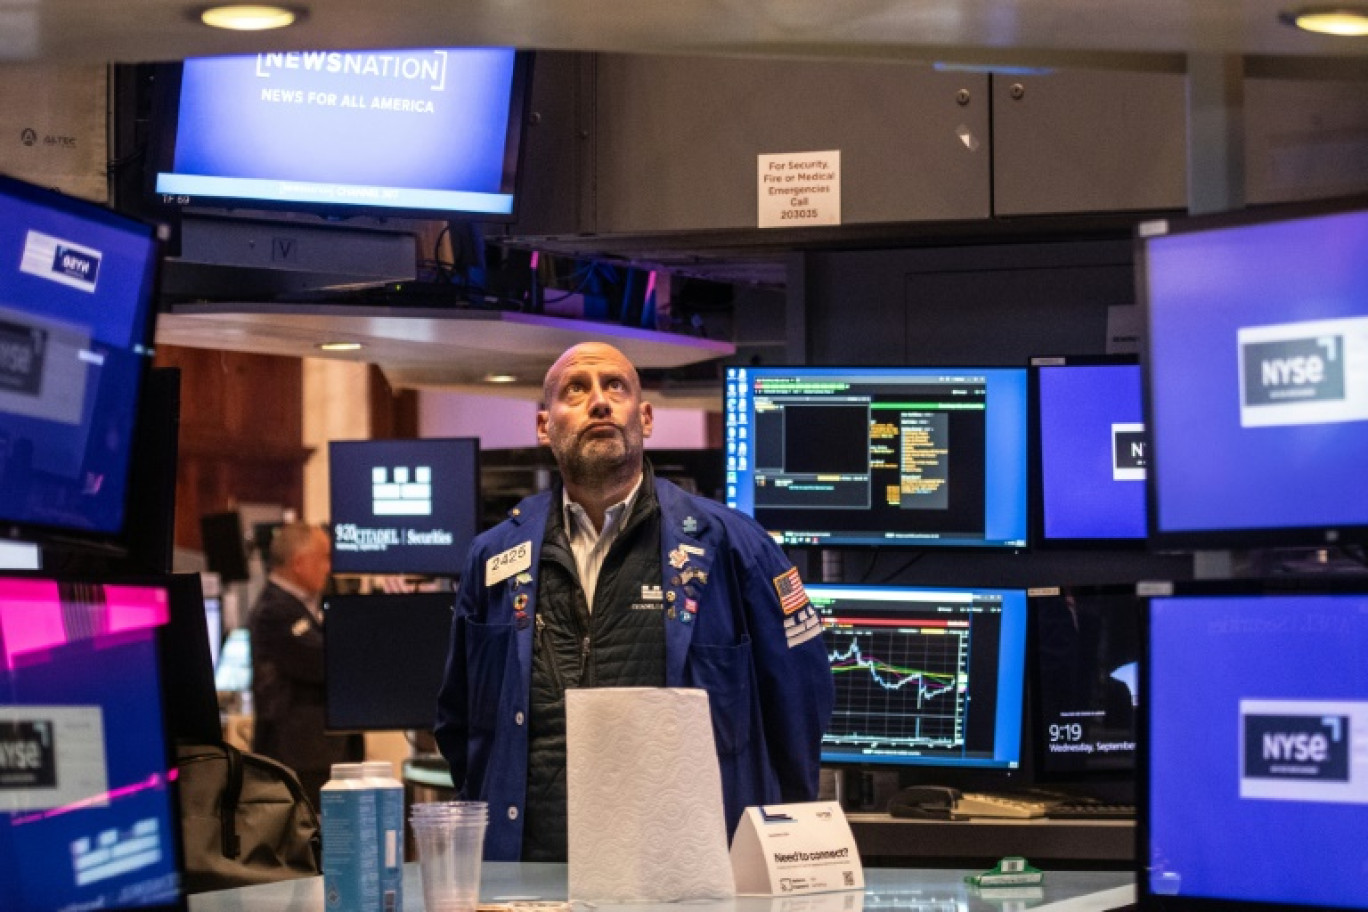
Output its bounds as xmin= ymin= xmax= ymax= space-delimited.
xmin=154 ymin=48 xmax=525 ymax=218
xmin=328 ymin=438 xmax=479 ymax=575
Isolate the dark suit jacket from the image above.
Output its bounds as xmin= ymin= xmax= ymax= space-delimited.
xmin=248 ymin=581 xmax=362 ymax=776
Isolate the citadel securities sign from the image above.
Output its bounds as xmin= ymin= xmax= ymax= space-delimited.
xmin=758 ymin=151 xmax=841 ymax=228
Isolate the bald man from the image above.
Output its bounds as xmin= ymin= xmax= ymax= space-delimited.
xmin=435 ymin=343 xmax=834 ymax=861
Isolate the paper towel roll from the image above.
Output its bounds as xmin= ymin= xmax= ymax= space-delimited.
xmin=566 ymin=687 xmax=736 ymax=902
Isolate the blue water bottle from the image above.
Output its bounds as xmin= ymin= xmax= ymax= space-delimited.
xmin=321 ymin=762 xmax=380 ymax=912
xmin=363 ymin=760 xmax=405 ymax=912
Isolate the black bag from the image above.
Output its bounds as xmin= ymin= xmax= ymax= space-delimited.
xmin=175 ymin=740 xmax=322 ymax=893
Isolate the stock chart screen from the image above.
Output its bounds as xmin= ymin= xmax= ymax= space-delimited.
xmin=810 ymin=583 xmax=1028 ymax=770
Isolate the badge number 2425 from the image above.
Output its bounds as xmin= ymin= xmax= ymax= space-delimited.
xmin=486 ymin=541 xmax=531 ymax=586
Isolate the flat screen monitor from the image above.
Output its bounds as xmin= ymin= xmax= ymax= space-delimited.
xmin=1139 ymin=195 xmax=1368 ymax=550
xmin=0 ymin=174 xmax=160 ymax=553
xmin=197 ymin=512 xmax=248 ymax=583
xmin=149 ymin=48 xmax=532 ymax=220
xmin=213 ymin=628 xmax=252 ymax=695
xmin=0 ymin=575 xmax=184 ymax=912
xmin=203 ymin=596 xmax=223 ymax=675
xmin=1142 ymin=579 xmax=1368 ymax=911
xmin=1028 ymin=584 xmax=1141 ymax=781
xmin=810 ymin=583 xmax=1028 ymax=771
xmin=329 ymin=437 xmax=481 ymax=576
xmin=1030 ymin=356 xmax=1147 ymax=545
xmin=156 ymin=574 xmax=222 ymax=746
xmin=724 ymin=366 xmax=1029 ymax=549
xmin=324 ymin=592 xmax=455 ymax=732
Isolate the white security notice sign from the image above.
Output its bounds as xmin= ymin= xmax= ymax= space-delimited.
xmin=730 ymin=801 xmax=864 ymax=895
xmin=758 ymin=151 xmax=841 ymax=228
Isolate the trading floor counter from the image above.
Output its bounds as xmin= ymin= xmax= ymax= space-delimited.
xmin=188 ymin=862 xmax=1135 ymax=912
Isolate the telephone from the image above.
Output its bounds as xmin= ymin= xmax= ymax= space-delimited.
xmin=887 ymin=785 xmax=960 ymax=819
xmin=887 ymin=786 xmax=1051 ymax=820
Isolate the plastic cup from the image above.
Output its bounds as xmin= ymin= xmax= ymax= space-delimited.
xmin=411 ymin=803 xmax=488 ymax=912
xmin=411 ymin=802 xmax=489 ymax=825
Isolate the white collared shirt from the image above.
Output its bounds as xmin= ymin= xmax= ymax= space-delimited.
xmin=562 ymin=475 xmax=643 ymax=612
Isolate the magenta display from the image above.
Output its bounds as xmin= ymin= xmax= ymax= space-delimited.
xmin=0 ymin=576 xmax=183 ymax=912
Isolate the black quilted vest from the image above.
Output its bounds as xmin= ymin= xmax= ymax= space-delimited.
xmin=520 ymin=472 xmax=667 ymax=862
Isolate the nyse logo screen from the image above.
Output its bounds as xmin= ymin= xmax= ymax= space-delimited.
xmin=1239 ymin=699 xmax=1368 ymax=804
xmin=1241 ymin=336 xmax=1344 ymax=407
xmin=0 ymin=720 xmax=57 ymax=789
xmin=1237 ymin=317 xmax=1368 ymax=428
xmin=1244 ymin=713 xmax=1349 ymax=782
xmin=1111 ymin=423 xmax=1146 ymax=481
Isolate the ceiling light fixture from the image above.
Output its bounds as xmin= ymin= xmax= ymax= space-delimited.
xmin=484 ymin=373 xmax=519 ymax=384
xmin=198 ymin=4 xmax=303 ymax=31
xmin=317 ymin=341 xmax=363 ymax=352
xmin=1280 ymin=6 xmax=1368 ymax=35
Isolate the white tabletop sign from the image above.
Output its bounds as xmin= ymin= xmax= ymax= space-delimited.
xmin=757 ymin=151 xmax=841 ymax=229
xmin=730 ymin=801 xmax=864 ymax=896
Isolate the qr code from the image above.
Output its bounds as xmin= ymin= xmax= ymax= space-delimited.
xmin=843 ymin=871 xmax=855 ymax=887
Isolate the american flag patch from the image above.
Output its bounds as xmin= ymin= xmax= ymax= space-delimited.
xmin=772 ymin=567 xmax=808 ymax=615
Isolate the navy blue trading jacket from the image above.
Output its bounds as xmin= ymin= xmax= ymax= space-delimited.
xmin=433 ymin=474 xmax=835 ymax=860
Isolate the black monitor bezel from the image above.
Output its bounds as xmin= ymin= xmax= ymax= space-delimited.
xmin=1026 ymin=581 xmax=1142 ymax=786
xmin=0 ymin=174 xmax=162 ymax=560
xmin=322 ymin=591 xmax=456 ymax=733
xmin=142 ymin=49 xmax=535 ymax=224
xmin=1028 ymin=354 xmax=1148 ymax=550
xmin=1138 ymin=575 xmax=1368 ymax=912
xmin=1138 ymin=193 xmax=1368 ymax=553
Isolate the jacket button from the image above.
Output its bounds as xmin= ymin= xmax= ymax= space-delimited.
xmin=508 ymin=806 xmax=519 ymax=820
xmin=514 ymin=711 xmax=525 ymax=726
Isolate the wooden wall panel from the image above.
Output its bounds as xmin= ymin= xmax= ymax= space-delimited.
xmin=153 ymin=345 xmax=310 ymax=552
xmin=368 ymin=366 xmax=419 ymax=440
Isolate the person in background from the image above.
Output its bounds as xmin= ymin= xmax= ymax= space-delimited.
xmin=435 ymin=342 xmax=835 ymax=862
xmin=249 ymin=521 xmax=362 ymax=809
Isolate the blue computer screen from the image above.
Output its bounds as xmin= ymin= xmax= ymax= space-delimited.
xmin=0 ymin=577 xmax=181 ymax=912
xmin=1035 ymin=360 xmax=1147 ymax=542
xmin=724 ymin=366 xmax=1029 ymax=549
xmin=213 ymin=628 xmax=252 ymax=694
xmin=0 ymin=175 xmax=159 ymax=543
xmin=1141 ymin=200 xmax=1368 ymax=547
xmin=153 ymin=48 xmax=528 ymax=218
xmin=811 ymin=583 xmax=1028 ymax=770
xmin=1147 ymin=586 xmax=1368 ymax=909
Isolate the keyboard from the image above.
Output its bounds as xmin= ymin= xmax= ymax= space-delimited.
xmin=951 ymin=792 xmax=1050 ymax=819
xmin=1044 ymin=802 xmax=1136 ymax=820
